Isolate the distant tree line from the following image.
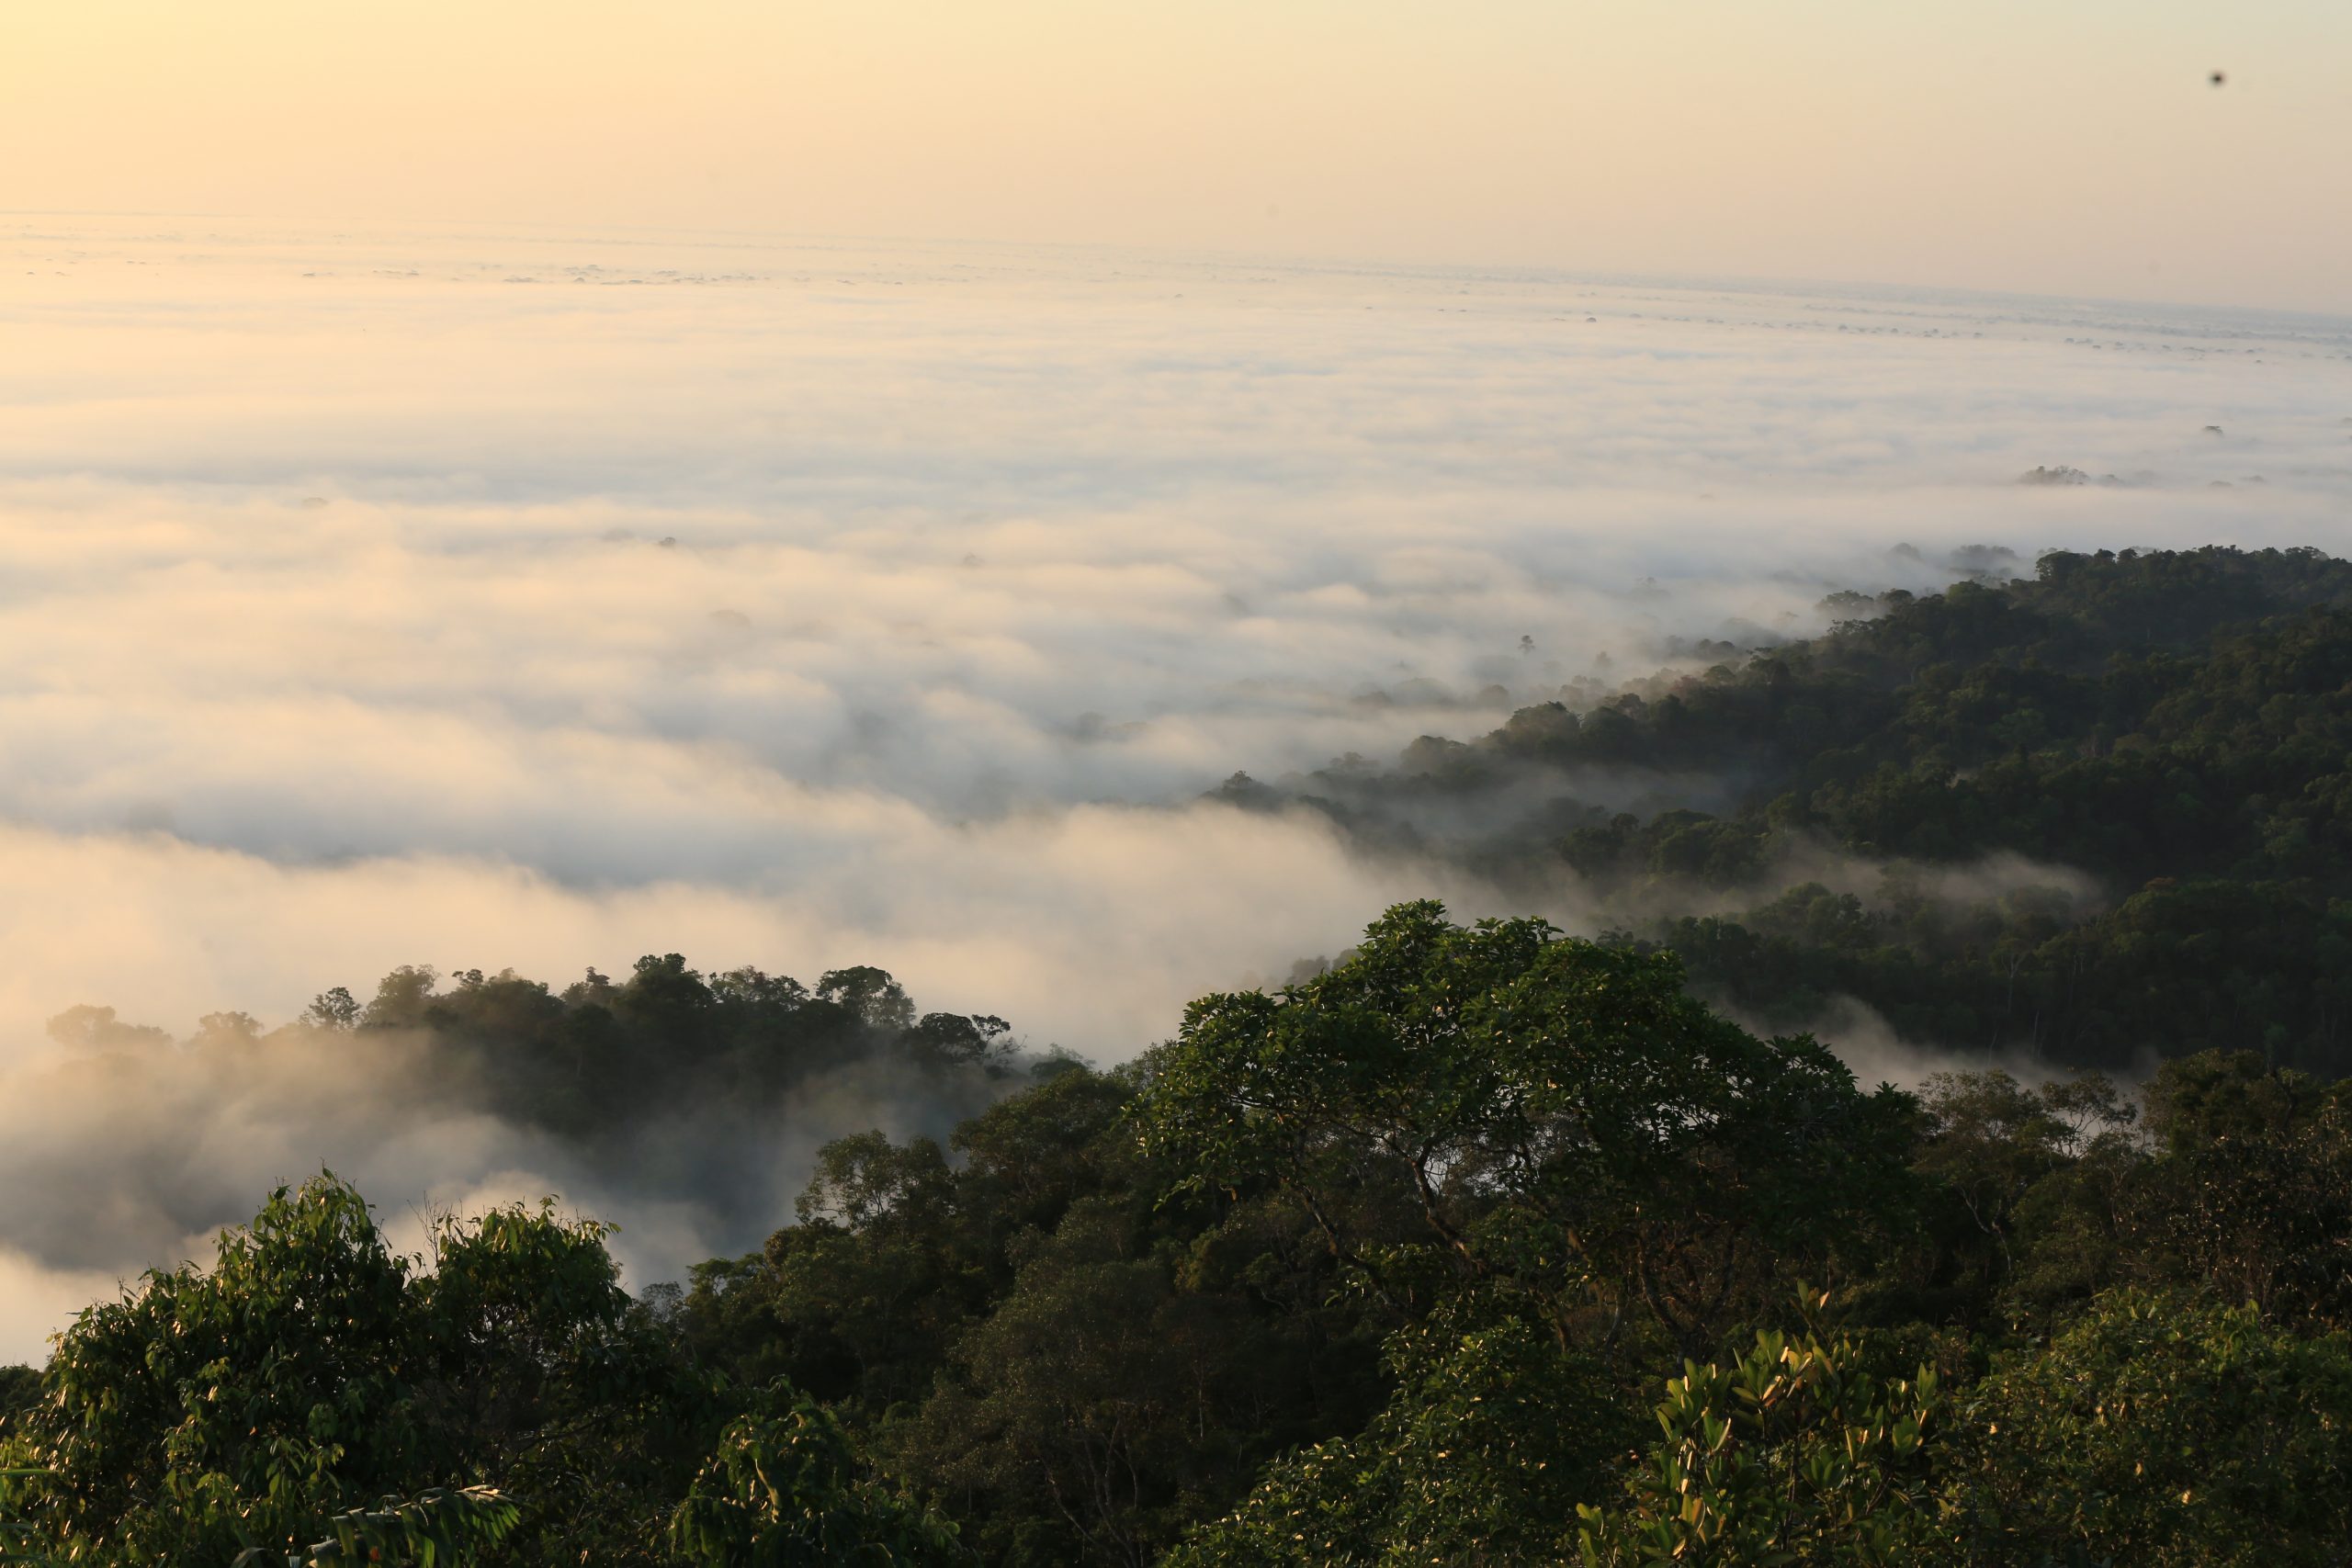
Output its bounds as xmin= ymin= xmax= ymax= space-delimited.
xmin=1226 ymin=546 xmax=2352 ymax=1075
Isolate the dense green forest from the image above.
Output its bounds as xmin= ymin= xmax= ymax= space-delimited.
xmin=6 ymin=909 xmax=2351 ymax=1564
xmin=1229 ymin=545 xmax=2352 ymax=1074
xmin=7 ymin=547 xmax=2352 ymax=1563
xmin=48 ymin=953 xmax=1034 ymax=1142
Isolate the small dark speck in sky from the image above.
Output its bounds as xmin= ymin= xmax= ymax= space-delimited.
xmin=2210 ymin=70 xmax=2226 ymax=86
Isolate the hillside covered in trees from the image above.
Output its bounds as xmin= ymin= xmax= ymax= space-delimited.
xmin=6 ymin=546 xmax=2352 ymax=1563
xmin=1229 ymin=545 xmax=2352 ymax=1075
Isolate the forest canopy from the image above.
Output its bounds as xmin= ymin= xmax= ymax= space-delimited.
xmin=6 ymin=899 xmax=2352 ymax=1563
xmin=1229 ymin=544 xmax=2352 ymax=1075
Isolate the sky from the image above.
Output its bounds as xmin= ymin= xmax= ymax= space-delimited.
xmin=6 ymin=1 xmax=2351 ymax=310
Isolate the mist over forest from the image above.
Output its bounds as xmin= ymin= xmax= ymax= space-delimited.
xmin=18 ymin=536 xmax=2352 ymax=1335
xmin=6 ymin=221 xmax=2352 ymax=1564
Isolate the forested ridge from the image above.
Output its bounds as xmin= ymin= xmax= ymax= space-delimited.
xmin=7 ymin=546 xmax=2352 ymax=1563
xmin=1237 ymin=544 xmax=2352 ymax=1073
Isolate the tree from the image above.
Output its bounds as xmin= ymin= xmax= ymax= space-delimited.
xmin=2143 ymin=1049 xmax=2332 ymax=1155
xmin=40 ymin=1003 xmax=169 ymax=1051
xmin=1942 ymin=1292 xmax=2352 ymax=1566
xmin=2125 ymin=1070 xmax=2352 ymax=1327
xmin=412 ymin=1200 xmax=716 ymax=1562
xmin=670 ymin=1397 xmax=966 ymax=1566
xmin=303 ymin=986 xmax=361 ymax=1031
xmin=1170 ymin=1314 xmax=1627 ymax=1567
xmin=362 ymin=964 xmax=441 ymax=1030
xmin=0 ymin=1175 xmax=712 ymax=1566
xmin=818 ymin=967 xmax=919 ymax=1034
xmin=1575 ymin=1329 xmax=1946 ymax=1566
xmin=1136 ymin=902 xmax=1918 ymax=1353
xmin=4 ymin=1177 xmax=432 ymax=1563
xmin=902 ymin=1013 xmax=1012 ymax=1071
xmin=767 ymin=1134 xmax=967 ymax=1408
xmin=1910 ymin=1068 xmax=2136 ymax=1316
xmin=0 ymin=1366 xmax=39 ymax=1425
xmin=192 ymin=1010 xmax=265 ymax=1046
xmin=237 ymin=1489 xmax=522 ymax=1567
xmin=892 ymin=1200 xmax=1257 ymax=1568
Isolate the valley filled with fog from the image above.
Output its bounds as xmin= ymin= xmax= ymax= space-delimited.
xmin=2 ymin=217 xmax=2347 ymax=1357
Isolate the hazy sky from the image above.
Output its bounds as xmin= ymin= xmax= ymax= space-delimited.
xmin=8 ymin=1 xmax=2350 ymax=310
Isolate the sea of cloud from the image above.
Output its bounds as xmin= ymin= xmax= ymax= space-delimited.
xmin=0 ymin=216 xmax=2346 ymax=1353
